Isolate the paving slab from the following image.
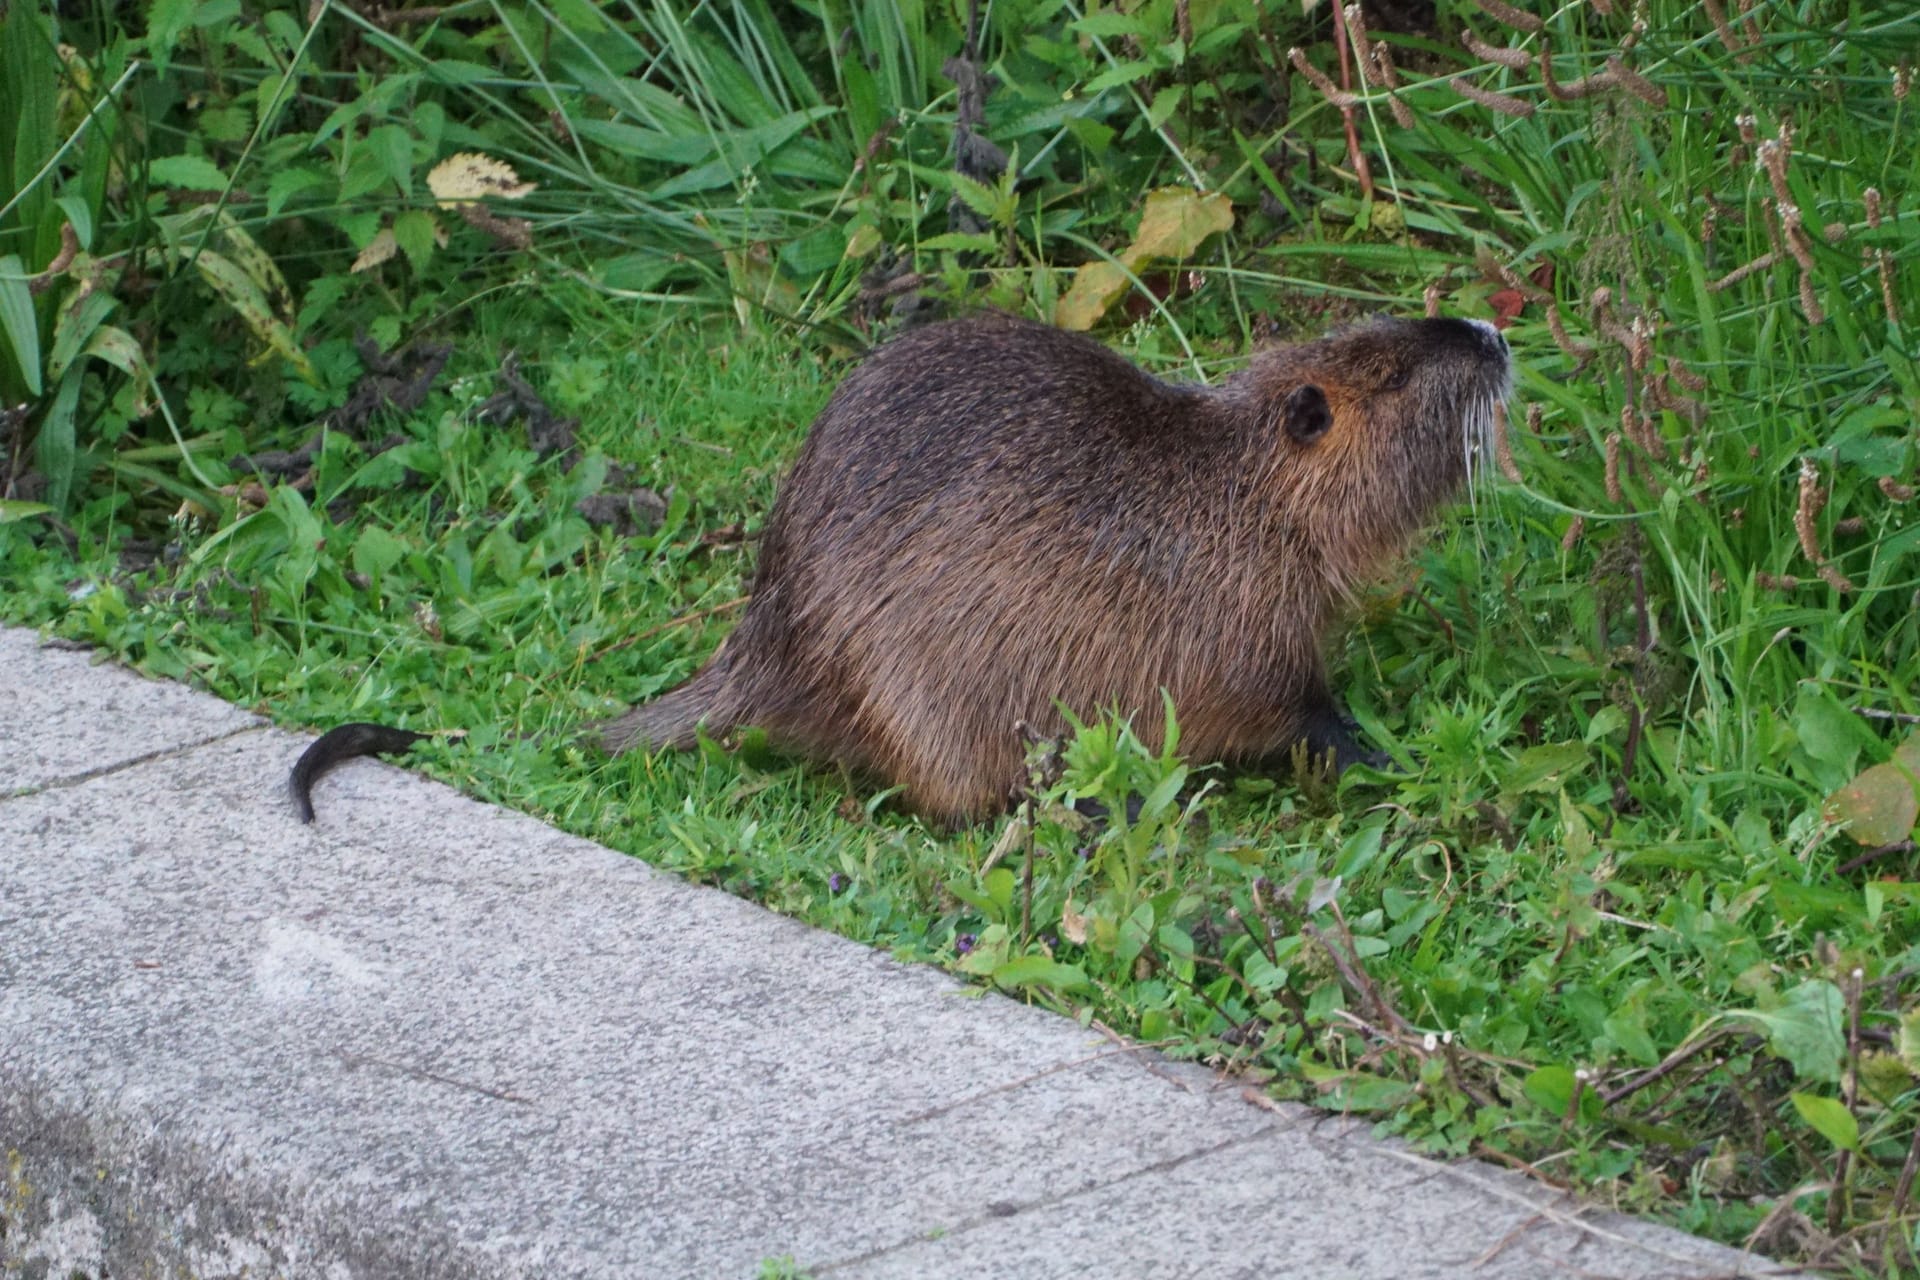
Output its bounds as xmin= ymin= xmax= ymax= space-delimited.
xmin=0 ymin=627 xmax=262 ymax=795
xmin=0 ymin=625 xmax=1794 ymax=1279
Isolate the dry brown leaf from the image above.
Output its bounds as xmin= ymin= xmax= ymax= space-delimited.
xmin=427 ymin=152 xmax=536 ymax=206
xmin=1059 ymin=900 xmax=1090 ymax=946
xmin=351 ymin=228 xmax=399 ymax=273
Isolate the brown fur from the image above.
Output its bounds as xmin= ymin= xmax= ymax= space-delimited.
xmin=595 ymin=313 xmax=1512 ymax=824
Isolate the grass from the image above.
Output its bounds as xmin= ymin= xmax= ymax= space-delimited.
xmin=5 ymin=272 xmax=1916 ymax=1268
xmin=5 ymin=0 xmax=1920 ymax=1273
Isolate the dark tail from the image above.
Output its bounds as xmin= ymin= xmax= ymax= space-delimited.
xmin=589 ymin=661 xmax=739 ymax=755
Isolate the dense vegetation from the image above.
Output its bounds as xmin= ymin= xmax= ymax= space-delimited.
xmin=3 ymin=0 xmax=1918 ymax=1270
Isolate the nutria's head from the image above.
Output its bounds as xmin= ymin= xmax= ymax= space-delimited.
xmin=1232 ymin=316 xmax=1513 ymax=586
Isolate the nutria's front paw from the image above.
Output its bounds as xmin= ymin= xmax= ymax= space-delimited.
xmin=1302 ymin=706 xmax=1392 ymax=775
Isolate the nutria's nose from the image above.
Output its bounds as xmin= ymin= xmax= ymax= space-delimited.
xmin=1466 ymin=317 xmax=1509 ymax=356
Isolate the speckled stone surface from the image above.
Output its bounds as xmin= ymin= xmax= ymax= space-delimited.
xmin=0 ymin=627 xmax=1788 ymax=1279
xmin=0 ymin=627 xmax=261 ymax=795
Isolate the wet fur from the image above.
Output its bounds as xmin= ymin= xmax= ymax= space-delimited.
xmin=596 ymin=313 xmax=1511 ymax=824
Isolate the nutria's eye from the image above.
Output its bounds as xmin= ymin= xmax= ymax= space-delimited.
xmin=1382 ymin=366 xmax=1412 ymax=391
xmin=1281 ymin=384 xmax=1332 ymax=445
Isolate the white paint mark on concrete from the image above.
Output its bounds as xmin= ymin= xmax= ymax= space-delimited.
xmin=253 ymin=918 xmax=384 ymax=1002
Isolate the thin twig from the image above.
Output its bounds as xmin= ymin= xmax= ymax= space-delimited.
xmin=588 ymin=597 xmax=748 ymax=663
xmin=1837 ymin=841 xmax=1917 ymax=877
xmin=1855 ymin=708 xmax=1920 ymax=725
xmin=1599 ymin=1027 xmax=1734 ymax=1106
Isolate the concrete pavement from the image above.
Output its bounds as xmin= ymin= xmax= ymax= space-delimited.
xmin=0 ymin=625 xmax=1793 ymax=1278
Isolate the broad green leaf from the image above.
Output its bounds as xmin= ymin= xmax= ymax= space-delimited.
xmin=1139 ymin=764 xmax=1187 ymax=823
xmin=146 ymin=0 xmax=199 ymax=69
xmin=843 ymin=224 xmax=882 ymax=259
xmin=1070 ymin=11 xmax=1150 ymax=38
xmin=571 ymin=118 xmax=712 ymax=166
xmin=991 ymin=956 xmax=1088 ymax=992
xmin=148 ymin=153 xmax=229 ymax=191
xmin=47 ymin=288 xmax=117 ymax=382
xmin=1116 ymin=900 xmax=1153 ymax=967
xmin=983 ymin=867 xmax=1016 ymax=912
xmin=0 ymin=499 xmax=53 ymax=523
xmin=1521 ymin=1064 xmax=1599 ymax=1122
xmin=1604 ymin=1006 xmax=1660 ymax=1066
xmin=1738 ymin=980 xmax=1846 ymax=1083
xmin=54 ymin=194 xmax=94 ymax=250
xmin=36 ymin=370 xmax=81 ymax=511
xmin=1502 ymin=742 xmax=1590 ymax=796
xmin=917 ymin=231 xmax=998 ymax=253
xmin=1147 ymin=84 xmax=1186 ymax=129
xmin=80 ymin=326 xmax=154 ymax=414
xmin=3 ymin=6 xmax=58 ymax=232
xmin=1243 ymin=951 xmax=1287 ymax=994
xmin=1790 ymin=1092 xmax=1860 ymax=1152
xmin=1793 ymin=685 xmax=1875 ymax=789
xmin=391 ymin=210 xmax=439 ymax=272
xmin=1156 ymin=922 xmax=1194 ymax=960
xmin=0 ymin=253 xmax=42 ymax=395
xmin=1083 ymin=60 xmax=1154 ymax=95
xmin=777 ymin=222 xmax=846 ymax=276
xmin=1309 ymin=1070 xmax=1417 ymax=1113
xmin=352 ymin=525 xmax=407 ymax=580
xmin=366 ymin=123 xmax=414 ymax=194
xmin=268 ymin=169 xmax=328 ymax=233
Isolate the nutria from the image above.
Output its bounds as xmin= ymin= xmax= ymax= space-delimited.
xmin=592 ymin=312 xmax=1512 ymax=825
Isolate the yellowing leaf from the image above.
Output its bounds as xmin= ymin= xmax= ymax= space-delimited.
xmin=1051 ymin=187 xmax=1233 ymax=331
xmin=1825 ymin=760 xmax=1920 ymax=846
xmin=1055 ymin=260 xmax=1130 ymax=331
xmin=427 ymin=152 xmax=535 ymax=206
xmin=1059 ymin=899 xmax=1089 ymax=946
xmin=351 ymin=228 xmax=399 ymax=273
xmin=190 ymin=249 xmax=315 ymax=381
xmin=1125 ymin=187 xmax=1234 ymax=264
xmin=1899 ymin=1006 xmax=1920 ymax=1076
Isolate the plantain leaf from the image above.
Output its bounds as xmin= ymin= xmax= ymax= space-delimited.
xmin=0 ymin=254 xmax=41 ymax=395
xmin=46 ymin=287 xmax=117 ymax=382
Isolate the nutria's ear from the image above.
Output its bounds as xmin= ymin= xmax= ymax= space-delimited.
xmin=1281 ymin=384 xmax=1332 ymax=445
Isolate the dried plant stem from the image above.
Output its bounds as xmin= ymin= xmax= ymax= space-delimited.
xmin=1837 ymin=840 xmax=1917 ymax=877
xmin=1599 ymin=1028 xmax=1733 ymax=1106
xmin=1328 ymin=7 xmax=1375 ymax=202
xmin=1828 ymin=970 xmax=1865 ymax=1235
xmin=589 ymin=596 xmax=748 ymax=662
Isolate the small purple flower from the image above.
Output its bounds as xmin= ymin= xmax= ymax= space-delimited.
xmin=828 ymin=873 xmax=847 ymax=894
xmin=955 ymin=933 xmax=977 ymax=954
